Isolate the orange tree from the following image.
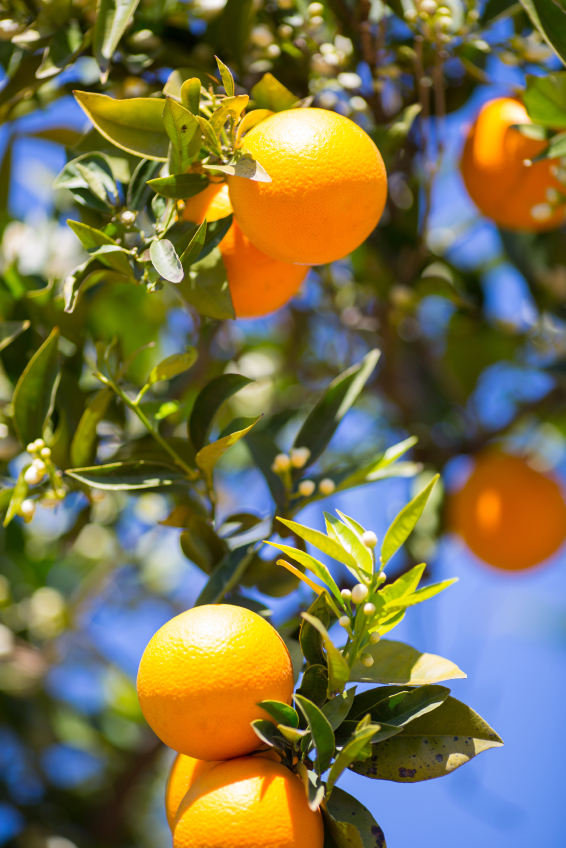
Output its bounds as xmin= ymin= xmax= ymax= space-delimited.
xmin=1 ymin=0 xmax=566 ymax=845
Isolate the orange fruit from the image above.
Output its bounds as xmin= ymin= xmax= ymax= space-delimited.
xmin=227 ymin=108 xmax=387 ymax=265
xmin=173 ymin=756 xmax=324 ymax=848
xmin=183 ymin=183 xmax=309 ymax=317
xmin=165 ymin=755 xmax=218 ymax=829
xmin=448 ymin=451 xmax=566 ymax=571
xmin=461 ymin=97 xmax=566 ymax=231
xmin=136 ymin=604 xmax=294 ymax=761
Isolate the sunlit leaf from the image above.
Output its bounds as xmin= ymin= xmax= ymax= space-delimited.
xmin=94 ymin=0 xmax=141 ymax=82
xmin=326 ymin=724 xmax=380 ymax=796
xmin=209 ymin=95 xmax=249 ymax=136
xmin=295 ymin=694 xmax=335 ymax=775
xmin=203 ymin=152 xmax=271 ymax=182
xmin=148 ymin=172 xmax=208 ymax=200
xmin=523 ymin=72 xmax=566 ymax=127
xmin=150 ymin=239 xmax=184 ymax=283
xmin=350 ymin=639 xmax=466 ymax=686
xmin=196 ymin=116 xmax=223 ymax=158
xmin=520 ymin=2 xmax=566 ymax=68
xmin=196 ymin=416 xmax=260 ymax=489
xmin=324 ymin=513 xmax=373 ymax=576
xmin=236 ymin=109 xmax=274 ymax=142
xmin=215 ymin=55 xmax=235 ymax=96
xmin=178 ymin=246 xmax=235 ymax=320
xmin=74 ymin=92 xmax=169 ymax=160
xmin=181 ymin=78 xmax=201 ymax=114
xmin=251 ymin=73 xmax=299 ymax=111
xmin=66 ymin=460 xmax=186 ymax=490
xmin=381 ymin=475 xmax=439 ymax=565
xmin=163 ymin=97 xmax=202 ymax=172
xmin=350 ymin=684 xmax=450 ymax=728
xmin=264 ymin=542 xmax=344 ymax=609
xmin=302 ymin=613 xmax=350 ymax=695
xmin=13 ymin=327 xmax=61 ymax=447
xmin=258 ymin=700 xmax=299 ymax=728
xmin=148 ymin=349 xmax=197 ymax=385
xmin=321 ymin=687 xmax=356 ymax=731
xmin=276 ymin=517 xmax=359 ymax=574
xmin=323 ymin=787 xmax=387 ymax=848
xmin=0 ymin=320 xmax=30 ymax=352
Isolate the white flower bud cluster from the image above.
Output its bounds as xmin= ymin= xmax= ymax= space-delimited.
xmin=24 ymin=439 xmax=51 ymax=486
xmin=290 ymin=446 xmax=311 ymax=468
xmin=351 ymin=583 xmax=369 ymax=604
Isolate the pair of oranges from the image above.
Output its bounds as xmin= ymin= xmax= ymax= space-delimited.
xmin=184 ymin=108 xmax=388 ymax=318
xmin=137 ymin=604 xmax=323 ymax=848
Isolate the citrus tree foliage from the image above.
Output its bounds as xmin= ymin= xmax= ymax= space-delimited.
xmin=0 ymin=0 xmax=565 ymax=846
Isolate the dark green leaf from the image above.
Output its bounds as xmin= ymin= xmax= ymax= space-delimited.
xmin=127 ymin=158 xmax=162 ymax=210
xmin=539 ymin=130 xmax=566 ymax=160
xmin=195 ymin=544 xmax=255 ymax=604
xmin=481 ymin=0 xmax=518 ymax=24
xmin=88 ymin=245 xmax=133 ymax=277
xmin=381 ymin=474 xmax=439 ymax=565
xmin=189 ymin=373 xmax=252 ymax=451
xmin=520 ymin=2 xmax=566 ymax=67
xmin=12 ymin=327 xmax=61 ymax=447
xmin=350 ymin=639 xmax=466 ymax=686
xmin=63 ymin=265 xmax=129 ymax=314
xmin=148 ymin=349 xmax=197 ymax=385
xmin=74 ymin=91 xmax=169 ymax=160
xmin=148 ymin=172 xmax=208 ymax=200
xmin=195 ymin=215 xmax=233 ymax=261
xmin=323 ymin=787 xmax=387 ymax=848
xmin=177 ymin=246 xmax=235 ymax=319
xmin=251 ymin=719 xmax=287 ymax=752
xmin=326 ymin=724 xmax=381 ymax=795
xmin=0 ymin=321 xmax=30 ymax=352
xmin=302 ymin=613 xmax=350 ymax=696
xmin=300 ymin=593 xmax=330 ymax=667
xmin=322 ymin=687 xmax=356 ymax=731
xmin=94 ymin=0 xmax=141 ymax=82
xmin=296 ymin=664 xmax=328 ymax=707
xmin=251 ymin=73 xmax=299 ymax=111
xmin=295 ymin=694 xmax=335 ymax=774
xmin=54 ymin=153 xmax=118 ymax=206
xmin=523 ymin=72 xmax=566 ymax=127
xmin=181 ymin=78 xmax=201 ymax=114
xmin=65 ymin=460 xmax=186 ymax=490
xmin=196 ymin=116 xmax=223 ymax=158
xmin=70 ymin=387 xmax=113 ymax=468
xmin=150 ymin=239 xmax=184 ymax=283
xmin=36 ymin=20 xmax=84 ymax=79
xmin=350 ymin=696 xmax=503 ymax=783
xmin=179 ymin=220 xmax=207 ymax=268
xmin=215 ymin=55 xmax=235 ymax=96
xmin=244 ymin=431 xmax=287 ymax=509
xmin=180 ymin=515 xmax=226 ymax=573
xmin=258 ymin=700 xmax=299 ymax=728
xmin=350 ymin=684 xmax=450 ymax=727
xmin=292 ymin=350 xmax=380 ymax=469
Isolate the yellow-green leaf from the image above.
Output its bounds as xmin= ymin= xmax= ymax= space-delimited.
xmin=73 ymin=92 xmax=169 ymax=160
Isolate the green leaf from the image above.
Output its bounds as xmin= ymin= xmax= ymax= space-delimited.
xmin=523 ymin=72 xmax=566 ymax=128
xmin=127 ymin=158 xmax=162 ymax=210
xmin=150 ymin=239 xmax=184 ymax=283
xmin=350 ymin=684 xmax=450 ymax=727
xmin=181 ymin=78 xmax=201 ymax=115
xmin=259 ymin=700 xmax=299 ymax=728
xmin=180 ymin=515 xmax=225 ymax=573
xmin=203 ymin=152 xmax=271 ymax=183
xmin=179 ymin=221 xmax=207 ymax=268
xmin=178 ymin=246 xmax=235 ymax=320
xmin=189 ymin=373 xmax=253 ymax=451
xmin=209 ymin=95 xmax=249 ymax=136
xmin=276 ymin=517 xmax=358 ymax=571
xmin=294 ymin=695 xmax=335 ymax=775
xmin=245 ymin=431 xmax=287 ymax=509
xmin=195 ymin=544 xmax=255 ymax=604
xmin=323 ymin=787 xmax=387 ymax=848
xmin=163 ymin=97 xmax=202 ymax=172
xmin=196 ymin=416 xmax=261 ymax=489
xmin=163 ymin=68 xmax=219 ymax=101
xmin=383 ymin=578 xmax=458 ymax=612
xmin=539 ymin=130 xmax=566 ymax=160
xmin=65 ymin=460 xmax=186 ymax=490
xmin=70 ymin=387 xmax=113 ymax=468
xmin=94 ymin=0 xmax=141 ymax=82
xmin=520 ymin=2 xmax=566 ymax=68
xmin=215 ymin=55 xmax=235 ymax=96
xmin=381 ymin=474 xmax=439 ymax=565
xmin=480 ymin=0 xmax=518 ymax=23
xmin=195 ymin=215 xmax=233 ymax=262
xmin=148 ymin=349 xmax=197 ymax=385
xmin=292 ymin=350 xmax=380 ymax=469
xmin=263 ymin=542 xmax=344 ymax=610
xmin=379 ymin=563 xmax=426 ymax=606
xmin=73 ymin=92 xmax=169 ymax=160
xmin=326 ymin=725 xmax=380 ymax=796
xmin=0 ymin=321 xmax=30 ymax=352
xmin=63 ymin=265 xmax=130 ymax=314
xmin=251 ymin=73 xmax=299 ymax=111
xmin=251 ymin=719 xmax=287 ymax=752
xmin=67 ymin=220 xmax=119 ymax=251
xmin=54 ymin=153 xmax=118 ymax=208
xmin=300 ymin=593 xmax=330 ymax=667
xmin=3 ymin=469 xmax=29 ymax=528
xmin=302 ymin=613 xmax=350 ymax=696
xmin=350 ymin=639 xmax=466 ymax=686
xmin=350 ymin=696 xmax=503 ymax=783
xmin=322 ymin=688 xmax=356 ymax=731
xmin=88 ymin=245 xmax=133 ymax=277
xmin=36 ymin=20 xmax=85 ymax=80
xmin=196 ymin=116 xmax=223 ymax=158
xmin=237 ymin=109 xmax=274 ymax=142
xmin=324 ymin=513 xmax=373 ymax=577
xmin=148 ymin=172 xmax=208 ymax=200
xmin=296 ymin=664 xmax=328 ymax=707
xmin=12 ymin=327 xmax=61 ymax=447
xmin=337 ymin=436 xmax=417 ymax=490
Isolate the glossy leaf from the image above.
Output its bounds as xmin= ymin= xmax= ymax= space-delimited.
xmin=322 ymin=687 xmax=356 ymax=731
xmin=150 ymin=239 xmax=184 ymax=283
xmin=259 ymin=700 xmax=299 ymax=729
xmin=54 ymin=153 xmax=118 ymax=207
xmin=251 ymin=719 xmax=287 ymax=752
xmin=37 ymin=20 xmax=84 ymax=80
xmin=0 ymin=320 xmax=30 ymax=352
xmin=94 ymin=0 xmax=141 ymax=81
xmin=302 ymin=613 xmax=350 ymax=695
xmin=163 ymin=97 xmax=202 ymax=172
xmin=196 ymin=117 xmax=223 ymax=158
xmin=292 ymin=349 xmax=380 ymax=468
xmin=194 ymin=215 xmax=233 ymax=262
xmin=350 ymin=684 xmax=450 ymax=727
xmin=180 ymin=515 xmax=225 ymax=574
xmin=326 ymin=724 xmax=380 ymax=795
xmin=65 ymin=460 xmax=186 ymax=490
xmin=13 ymin=327 xmax=61 ymax=447
xmin=74 ymin=92 xmax=169 ymax=160
xmin=89 ymin=244 xmax=133 ymax=277
xmin=209 ymin=95 xmax=249 ymax=136
xmin=203 ymin=152 xmax=271 ymax=182
xmin=67 ymin=220 xmax=119 ymax=251
xmin=324 ymin=513 xmax=373 ymax=576
xmin=381 ymin=475 xmax=439 ymax=565
xmin=148 ymin=172 xmax=208 ymax=200
xmin=3 ymin=469 xmax=28 ymax=528
xmin=236 ymin=109 xmax=274 ymax=142
xmin=295 ymin=695 xmax=335 ymax=775
xmin=70 ymin=387 xmax=113 ymax=468
xmin=323 ymin=787 xmax=387 ymax=848
xmin=215 ymin=55 xmax=235 ymax=96
xmin=383 ymin=578 xmax=458 ymax=612
xmin=179 ymin=221 xmax=207 ymax=268
xmin=127 ymin=158 xmax=162 ymax=210
xmin=178 ymin=246 xmax=235 ymax=320
xmin=189 ymin=373 xmax=253 ymax=451
xmin=337 ymin=436 xmax=417 ymax=490
xmin=300 ymin=594 xmax=330 ymax=667
xmin=196 ymin=416 xmax=260 ymax=489
xmin=379 ymin=563 xmax=426 ymax=606
xmin=195 ymin=544 xmax=255 ymax=605
xmin=181 ymin=78 xmax=201 ymax=114
xmin=523 ymin=72 xmax=566 ymax=127
xmin=264 ymin=542 xmax=344 ymax=609
xmin=350 ymin=639 xmax=466 ymax=686
xmin=163 ymin=67 xmax=219 ymax=101
xmin=296 ymin=664 xmax=328 ymax=707
xmin=520 ymin=1 xmax=566 ymax=68
xmin=350 ymin=696 xmax=503 ymax=783
xmin=276 ymin=517 xmax=358 ymax=573
xmin=276 ymin=559 xmax=326 ymax=600
xmin=251 ymin=73 xmax=299 ymax=111
xmin=148 ymin=349 xmax=197 ymax=385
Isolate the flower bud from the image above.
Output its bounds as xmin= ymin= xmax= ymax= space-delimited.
xmin=370 ymin=631 xmax=381 ymax=644
xmin=26 ymin=443 xmax=36 ymax=454
xmin=40 ymin=447 xmax=51 ymax=459
xmin=338 ymin=615 xmax=350 ymax=628
xmin=363 ymin=602 xmax=376 ymax=616
xmin=378 ymin=571 xmax=387 ymax=580
xmin=120 ymin=210 xmax=136 ymax=225
xmin=24 ymin=465 xmax=42 ymax=485
xmin=298 ymin=479 xmax=316 ymax=497
xmin=290 ymin=446 xmax=311 ymax=468
xmin=341 ymin=588 xmax=352 ymax=600
xmin=20 ymin=499 xmax=36 ymax=520
xmin=420 ymin=0 xmax=437 ymax=12
xmin=351 ymin=583 xmax=369 ymax=604
xmin=32 ymin=459 xmax=46 ymax=475
xmin=308 ymin=2 xmax=324 ymax=15
xmin=361 ymin=653 xmax=374 ymax=668
xmin=318 ymin=478 xmax=335 ymax=495
xmin=272 ymin=453 xmax=291 ymax=472
xmin=362 ymin=530 xmax=378 ymax=549
xmin=33 ymin=439 xmax=45 ymax=450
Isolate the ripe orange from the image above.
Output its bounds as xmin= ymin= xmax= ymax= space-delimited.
xmin=461 ymin=97 xmax=566 ymax=231
xmin=227 ymin=108 xmax=387 ymax=265
xmin=448 ymin=451 xmax=566 ymax=571
xmin=173 ymin=756 xmax=324 ymax=848
xmin=166 ymin=755 xmax=218 ymax=829
xmin=137 ymin=604 xmax=294 ymax=761
xmin=183 ymin=183 xmax=309 ymax=317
